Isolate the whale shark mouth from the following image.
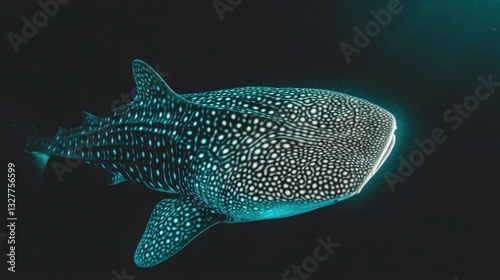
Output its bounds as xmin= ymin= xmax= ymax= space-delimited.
xmin=357 ymin=128 xmax=396 ymax=194
xmin=374 ymin=133 xmax=396 ymax=174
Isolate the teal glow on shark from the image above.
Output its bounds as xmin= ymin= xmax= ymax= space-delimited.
xmin=25 ymin=60 xmax=396 ymax=268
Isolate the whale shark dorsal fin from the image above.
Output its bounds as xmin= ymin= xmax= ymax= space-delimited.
xmin=132 ymin=59 xmax=181 ymax=102
xmin=134 ymin=196 xmax=224 ymax=268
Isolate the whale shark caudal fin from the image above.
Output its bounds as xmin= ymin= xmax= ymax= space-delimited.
xmin=26 ymin=152 xmax=50 ymax=182
xmin=0 ymin=102 xmax=50 ymax=183
xmin=134 ymin=195 xmax=225 ymax=268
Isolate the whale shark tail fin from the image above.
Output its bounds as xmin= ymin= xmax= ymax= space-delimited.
xmin=0 ymin=102 xmax=50 ymax=183
xmin=134 ymin=195 xmax=224 ymax=268
xmin=25 ymin=151 xmax=50 ymax=183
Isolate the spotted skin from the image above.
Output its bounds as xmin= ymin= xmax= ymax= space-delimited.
xmin=25 ymin=60 xmax=396 ymax=268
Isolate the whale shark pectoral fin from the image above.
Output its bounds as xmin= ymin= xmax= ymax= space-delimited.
xmin=134 ymin=195 xmax=224 ymax=268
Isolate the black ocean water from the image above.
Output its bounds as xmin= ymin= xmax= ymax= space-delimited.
xmin=1 ymin=1 xmax=499 ymax=279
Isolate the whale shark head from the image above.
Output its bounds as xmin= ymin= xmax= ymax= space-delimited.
xmin=180 ymin=80 xmax=397 ymax=222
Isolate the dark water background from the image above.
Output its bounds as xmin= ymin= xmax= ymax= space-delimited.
xmin=1 ymin=1 xmax=499 ymax=279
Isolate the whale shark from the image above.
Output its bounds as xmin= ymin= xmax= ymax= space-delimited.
xmin=24 ymin=59 xmax=396 ymax=268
